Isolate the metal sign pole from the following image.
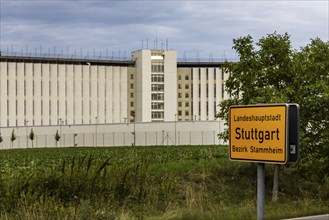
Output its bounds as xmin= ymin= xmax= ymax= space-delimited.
xmin=257 ymin=163 xmax=265 ymax=220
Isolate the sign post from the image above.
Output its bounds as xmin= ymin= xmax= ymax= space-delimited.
xmin=229 ymin=103 xmax=299 ymax=220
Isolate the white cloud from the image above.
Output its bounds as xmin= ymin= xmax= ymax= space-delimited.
xmin=1 ymin=0 xmax=328 ymax=59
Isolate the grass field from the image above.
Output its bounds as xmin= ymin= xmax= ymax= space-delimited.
xmin=0 ymin=145 xmax=328 ymax=219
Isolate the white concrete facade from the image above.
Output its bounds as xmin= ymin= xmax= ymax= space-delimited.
xmin=0 ymin=61 xmax=128 ymax=127
xmin=132 ymin=49 xmax=177 ymax=122
xmin=0 ymin=49 xmax=230 ymax=147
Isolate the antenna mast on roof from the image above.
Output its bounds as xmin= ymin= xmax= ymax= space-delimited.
xmin=156 ymin=30 xmax=158 ymax=49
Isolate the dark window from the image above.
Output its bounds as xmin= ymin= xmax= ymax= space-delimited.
xmin=199 ymin=84 xmax=201 ymax=98
xmin=206 ymin=85 xmax=208 ymax=98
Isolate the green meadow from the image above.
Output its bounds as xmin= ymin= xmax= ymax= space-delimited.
xmin=0 ymin=146 xmax=328 ymax=219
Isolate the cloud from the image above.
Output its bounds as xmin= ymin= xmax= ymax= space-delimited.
xmin=1 ymin=0 xmax=328 ymax=60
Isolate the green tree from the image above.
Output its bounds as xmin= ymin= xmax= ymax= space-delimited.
xmin=55 ymin=130 xmax=60 ymax=147
xmin=218 ymin=33 xmax=329 ymax=179
xmin=29 ymin=129 xmax=35 ymax=148
xmin=0 ymin=133 xmax=3 ymax=148
xmin=10 ymin=129 xmax=16 ymax=149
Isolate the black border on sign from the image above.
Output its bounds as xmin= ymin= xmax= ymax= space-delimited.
xmin=229 ymin=104 xmax=289 ymax=164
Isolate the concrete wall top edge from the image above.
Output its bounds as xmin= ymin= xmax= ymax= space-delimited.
xmin=0 ymin=56 xmax=135 ymax=67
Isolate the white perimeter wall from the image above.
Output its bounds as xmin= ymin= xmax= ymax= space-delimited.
xmin=0 ymin=120 xmax=226 ymax=149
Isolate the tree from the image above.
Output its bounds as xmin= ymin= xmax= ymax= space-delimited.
xmin=0 ymin=133 xmax=3 ymax=148
xmin=10 ymin=129 xmax=16 ymax=149
xmin=29 ymin=129 xmax=35 ymax=148
xmin=55 ymin=130 xmax=60 ymax=147
xmin=217 ymin=32 xmax=329 ymax=192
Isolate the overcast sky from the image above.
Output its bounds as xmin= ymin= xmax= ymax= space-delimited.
xmin=0 ymin=0 xmax=328 ymax=61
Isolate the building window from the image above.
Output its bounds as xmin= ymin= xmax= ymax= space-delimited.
xmin=152 ymin=102 xmax=164 ymax=110
xmin=152 ymin=84 xmax=164 ymax=92
xmin=151 ymin=63 xmax=164 ymax=73
xmin=130 ymin=74 xmax=134 ymax=79
xmin=151 ymin=74 xmax=164 ymax=82
xmin=178 ymin=102 xmax=182 ymax=107
xmin=214 ymin=102 xmax=217 ymax=115
xmin=199 ymin=84 xmax=201 ymax=98
xmin=151 ymin=93 xmax=164 ymax=101
xmin=178 ymin=110 xmax=182 ymax=116
xmin=178 ymin=75 xmax=182 ymax=80
xmin=185 ymin=93 xmax=189 ymax=98
xmin=199 ymin=102 xmax=201 ymax=114
xmin=178 ymin=84 xmax=181 ymax=89
xmin=185 ymin=84 xmax=189 ymax=89
xmin=185 ymin=102 xmax=189 ymax=107
xmin=151 ymin=112 xmax=164 ymax=119
xmin=178 ymin=93 xmax=182 ymax=98
xmin=185 ymin=75 xmax=189 ymax=80
xmin=130 ymin=83 xmax=134 ymax=89
xmin=130 ymin=93 xmax=134 ymax=98
xmin=130 ymin=102 xmax=134 ymax=107
xmin=206 ymin=85 xmax=208 ymax=98
xmin=185 ymin=110 xmax=189 ymax=116
xmin=206 ymin=102 xmax=209 ymax=115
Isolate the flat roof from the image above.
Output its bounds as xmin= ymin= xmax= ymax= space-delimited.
xmin=177 ymin=61 xmax=224 ymax=68
xmin=1 ymin=56 xmax=226 ymax=68
xmin=0 ymin=56 xmax=135 ymax=67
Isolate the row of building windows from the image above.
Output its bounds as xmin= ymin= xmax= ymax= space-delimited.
xmin=151 ymin=102 xmax=164 ymax=110
xmin=178 ymin=75 xmax=190 ymax=80
xmin=177 ymin=110 xmax=190 ymax=116
xmin=178 ymin=102 xmax=189 ymax=107
xmin=151 ymin=63 xmax=164 ymax=73
xmin=178 ymin=93 xmax=190 ymax=98
xmin=177 ymin=83 xmax=225 ymax=99
xmin=151 ymin=93 xmax=164 ymax=101
xmin=151 ymin=84 xmax=164 ymax=92
xmin=178 ymin=84 xmax=189 ymax=90
xmin=151 ymin=74 xmax=164 ymax=82
xmin=177 ymin=68 xmax=226 ymax=82
xmin=151 ymin=111 xmax=164 ymax=119
xmin=1 ymin=63 xmax=129 ymax=126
